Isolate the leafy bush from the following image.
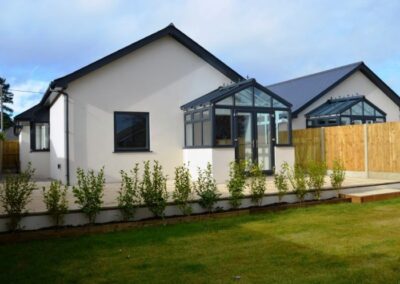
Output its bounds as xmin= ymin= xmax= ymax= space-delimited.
xmin=249 ymin=162 xmax=266 ymax=206
xmin=307 ymin=160 xmax=327 ymax=200
xmin=285 ymin=163 xmax=308 ymax=202
xmin=274 ymin=164 xmax=289 ymax=202
xmin=194 ymin=163 xmax=220 ymax=213
xmin=227 ymin=160 xmax=247 ymax=209
xmin=118 ymin=164 xmax=141 ymax=221
xmin=140 ymin=161 xmax=168 ymax=218
xmin=330 ymin=160 xmax=346 ymax=196
xmin=43 ymin=180 xmax=68 ymax=227
xmin=0 ymin=164 xmax=36 ymax=231
xmin=72 ymin=167 xmax=105 ymax=224
xmin=173 ymin=164 xmax=193 ymax=216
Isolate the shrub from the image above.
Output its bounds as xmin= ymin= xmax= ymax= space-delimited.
xmin=274 ymin=164 xmax=289 ymax=202
xmin=139 ymin=161 xmax=168 ymax=218
xmin=249 ymin=162 xmax=266 ymax=206
xmin=330 ymin=159 xmax=346 ymax=196
xmin=285 ymin=163 xmax=308 ymax=202
xmin=118 ymin=164 xmax=141 ymax=221
xmin=43 ymin=181 xmax=68 ymax=227
xmin=194 ymin=163 xmax=220 ymax=213
xmin=307 ymin=160 xmax=327 ymax=200
xmin=72 ymin=167 xmax=105 ymax=224
xmin=173 ymin=164 xmax=193 ymax=216
xmin=227 ymin=160 xmax=247 ymax=209
xmin=0 ymin=164 xmax=36 ymax=231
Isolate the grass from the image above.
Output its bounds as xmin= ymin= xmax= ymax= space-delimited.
xmin=1 ymin=199 xmax=400 ymax=283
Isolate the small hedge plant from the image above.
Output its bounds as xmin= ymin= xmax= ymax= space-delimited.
xmin=307 ymin=160 xmax=327 ymax=200
xmin=43 ymin=180 xmax=68 ymax=227
xmin=118 ymin=164 xmax=141 ymax=221
xmin=249 ymin=162 xmax=266 ymax=206
xmin=330 ymin=159 xmax=346 ymax=196
xmin=140 ymin=161 xmax=168 ymax=218
xmin=0 ymin=163 xmax=36 ymax=231
xmin=227 ymin=160 xmax=247 ymax=209
xmin=173 ymin=164 xmax=193 ymax=216
xmin=72 ymin=167 xmax=105 ymax=224
xmin=285 ymin=163 xmax=308 ymax=202
xmin=274 ymin=164 xmax=289 ymax=202
xmin=194 ymin=163 xmax=220 ymax=213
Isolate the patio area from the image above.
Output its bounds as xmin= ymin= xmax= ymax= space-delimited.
xmin=1 ymin=176 xmax=398 ymax=215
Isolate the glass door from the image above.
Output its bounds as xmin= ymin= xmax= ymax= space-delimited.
xmin=256 ymin=112 xmax=272 ymax=171
xmin=234 ymin=110 xmax=273 ymax=173
xmin=235 ymin=112 xmax=253 ymax=162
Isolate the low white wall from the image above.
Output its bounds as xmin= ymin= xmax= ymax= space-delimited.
xmin=274 ymin=146 xmax=295 ymax=171
xmin=183 ymin=147 xmax=235 ymax=184
xmin=19 ymin=124 xmax=50 ymax=179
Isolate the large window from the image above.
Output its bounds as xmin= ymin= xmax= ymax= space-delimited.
xmin=185 ymin=108 xmax=212 ymax=147
xmin=275 ymin=111 xmax=290 ymax=145
xmin=215 ymin=108 xmax=232 ymax=145
xmin=32 ymin=122 xmax=49 ymax=151
xmin=114 ymin=112 xmax=149 ymax=152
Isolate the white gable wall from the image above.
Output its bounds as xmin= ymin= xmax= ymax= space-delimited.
xmin=49 ymin=95 xmax=66 ymax=183
xmin=58 ymin=36 xmax=233 ymax=184
xmin=293 ymin=71 xmax=400 ymax=129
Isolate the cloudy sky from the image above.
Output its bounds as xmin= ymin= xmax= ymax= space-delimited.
xmin=1 ymin=0 xmax=400 ymax=115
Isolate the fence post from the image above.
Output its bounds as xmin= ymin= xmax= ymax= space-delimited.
xmin=320 ymin=127 xmax=325 ymax=163
xmin=364 ymin=124 xmax=369 ymax=178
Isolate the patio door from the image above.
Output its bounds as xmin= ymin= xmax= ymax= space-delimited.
xmin=234 ymin=110 xmax=273 ymax=173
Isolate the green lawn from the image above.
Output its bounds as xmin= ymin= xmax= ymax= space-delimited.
xmin=1 ymin=199 xmax=400 ymax=284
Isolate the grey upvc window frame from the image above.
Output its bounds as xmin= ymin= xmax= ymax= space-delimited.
xmin=184 ymin=107 xmax=212 ymax=149
xmin=114 ymin=111 xmax=150 ymax=152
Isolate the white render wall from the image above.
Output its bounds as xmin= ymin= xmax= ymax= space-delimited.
xmin=19 ymin=124 xmax=50 ymax=179
xmin=49 ymin=95 xmax=66 ymax=183
xmin=63 ymin=36 xmax=233 ymax=184
xmin=292 ymin=71 xmax=400 ymax=129
xmin=274 ymin=146 xmax=295 ymax=171
xmin=183 ymin=148 xmax=235 ymax=184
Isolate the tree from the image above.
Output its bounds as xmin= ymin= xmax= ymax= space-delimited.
xmin=0 ymin=77 xmax=14 ymax=129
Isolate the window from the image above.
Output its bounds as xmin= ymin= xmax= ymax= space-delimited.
xmin=216 ymin=96 xmax=233 ymax=106
xmin=275 ymin=111 xmax=290 ymax=144
xmin=215 ymin=108 xmax=232 ymax=145
xmin=184 ymin=109 xmax=212 ymax=147
xmin=114 ymin=112 xmax=149 ymax=151
xmin=235 ymin=88 xmax=253 ymax=106
xmin=33 ymin=123 xmax=49 ymax=151
xmin=254 ymin=88 xmax=272 ymax=107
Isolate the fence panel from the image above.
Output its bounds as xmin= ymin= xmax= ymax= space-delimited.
xmin=324 ymin=125 xmax=365 ymax=171
xmin=368 ymin=122 xmax=400 ymax=172
xmin=292 ymin=128 xmax=322 ymax=167
xmin=3 ymin=140 xmax=19 ymax=171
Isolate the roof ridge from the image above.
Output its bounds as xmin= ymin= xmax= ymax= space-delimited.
xmin=267 ymin=61 xmax=363 ymax=87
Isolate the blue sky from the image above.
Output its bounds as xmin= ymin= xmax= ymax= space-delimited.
xmin=1 ymin=0 xmax=400 ymax=115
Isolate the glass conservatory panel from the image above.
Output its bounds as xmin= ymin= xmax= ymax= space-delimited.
xmin=193 ymin=112 xmax=201 ymax=120
xmin=272 ymin=99 xmax=286 ymax=108
xmin=185 ymin=124 xmax=193 ymax=146
xmin=235 ymin=87 xmax=253 ymax=106
xmin=254 ymin=88 xmax=271 ymax=107
xmin=185 ymin=113 xmax=192 ymax=122
xmin=203 ymin=120 xmax=212 ymax=146
xmin=351 ymin=102 xmax=363 ymax=115
xmin=363 ymin=102 xmax=375 ymax=116
xmin=275 ymin=111 xmax=289 ymax=144
xmin=375 ymin=109 xmax=384 ymax=117
xmin=341 ymin=117 xmax=351 ymax=125
xmin=216 ymin=96 xmax=233 ymax=106
xmin=193 ymin=122 xmax=202 ymax=146
xmin=341 ymin=109 xmax=351 ymax=115
xmin=215 ymin=109 xmax=232 ymax=145
xmin=202 ymin=110 xmax=210 ymax=120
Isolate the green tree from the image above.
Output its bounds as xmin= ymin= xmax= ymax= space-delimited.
xmin=0 ymin=77 xmax=14 ymax=129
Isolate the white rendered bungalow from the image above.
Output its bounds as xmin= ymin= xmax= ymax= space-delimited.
xmin=267 ymin=62 xmax=400 ymax=129
xmin=14 ymin=24 xmax=294 ymax=184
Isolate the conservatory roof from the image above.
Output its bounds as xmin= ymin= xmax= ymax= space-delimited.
xmin=305 ymin=96 xmax=386 ymax=117
xmin=180 ymin=78 xmax=292 ymax=110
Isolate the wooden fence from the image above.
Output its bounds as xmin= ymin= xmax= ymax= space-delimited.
xmin=2 ymin=140 xmax=19 ymax=172
xmin=292 ymin=122 xmax=400 ymax=173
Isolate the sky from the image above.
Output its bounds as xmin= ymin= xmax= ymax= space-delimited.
xmin=1 ymin=0 xmax=400 ymax=116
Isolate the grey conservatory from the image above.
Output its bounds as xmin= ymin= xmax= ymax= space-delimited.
xmin=181 ymin=79 xmax=292 ymax=173
xmin=305 ymin=96 xmax=386 ymax=128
